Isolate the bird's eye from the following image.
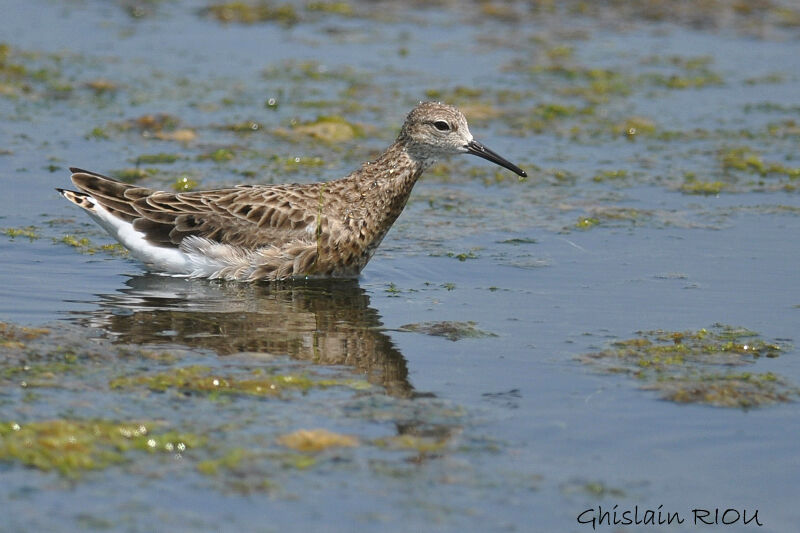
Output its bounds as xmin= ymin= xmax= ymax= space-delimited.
xmin=433 ymin=120 xmax=451 ymax=131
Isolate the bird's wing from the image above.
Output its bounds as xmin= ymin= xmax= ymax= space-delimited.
xmin=69 ymin=167 xmax=321 ymax=248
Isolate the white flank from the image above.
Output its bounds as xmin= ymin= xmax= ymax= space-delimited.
xmin=84 ymin=199 xmax=191 ymax=274
xmin=179 ymin=236 xmax=259 ymax=280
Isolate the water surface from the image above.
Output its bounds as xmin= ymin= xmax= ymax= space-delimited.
xmin=1 ymin=1 xmax=799 ymax=531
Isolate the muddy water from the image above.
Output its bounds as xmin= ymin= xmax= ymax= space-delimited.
xmin=1 ymin=1 xmax=799 ymax=531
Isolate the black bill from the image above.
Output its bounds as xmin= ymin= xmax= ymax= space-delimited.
xmin=465 ymin=140 xmax=527 ymax=178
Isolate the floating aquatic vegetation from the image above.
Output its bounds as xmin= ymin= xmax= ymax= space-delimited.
xmin=134 ymin=153 xmax=182 ymax=165
xmin=572 ymin=207 xmax=654 ymax=229
xmin=58 ymin=234 xmax=91 ymax=251
xmin=198 ymin=147 xmax=236 ymax=162
xmin=111 ymin=113 xmax=197 ymax=142
xmin=719 ymin=146 xmax=800 ymax=178
xmin=498 ymin=237 xmax=537 ymax=245
xmin=172 ymin=175 xmax=199 ymax=191
xmin=580 ymin=325 xmax=796 ymax=408
xmin=197 ymin=447 xmax=248 ymax=475
xmin=154 ymin=129 xmax=196 ymax=142
xmin=221 ymin=120 xmax=263 ymax=133
xmin=445 ymin=250 xmax=479 ymax=262
xmin=644 ymin=71 xmax=723 ymax=90
xmin=83 ymin=78 xmax=119 ymax=95
xmin=679 ymin=176 xmax=728 ymax=195
xmin=112 ymin=167 xmax=153 ymax=182
xmin=399 ymin=321 xmax=497 ymax=342
xmin=0 ymin=322 xmax=49 ymax=349
xmin=612 ymin=116 xmax=656 ymax=139
xmin=591 ymin=170 xmax=629 ymax=183
xmin=0 ymin=420 xmax=203 ymax=477
xmin=373 ymin=434 xmax=449 ymax=454
xmin=562 ymin=480 xmax=626 ymax=498
xmin=305 ymin=2 xmax=353 ymax=16
xmin=287 ymin=115 xmax=364 ymax=143
xmin=2 ymin=226 xmax=40 ymax=241
xmin=276 ymin=429 xmax=359 ymax=452
xmin=109 ymin=364 xmax=371 ymax=397
xmin=55 ymin=235 xmax=126 ymax=256
xmin=262 ymin=59 xmax=361 ymax=83
xmin=575 ymin=216 xmax=599 ymax=230
xmin=86 ymin=126 xmax=110 ymax=140
xmin=0 ymin=42 xmax=72 ymax=98
xmin=534 ymin=0 xmax=800 ymax=37
xmin=203 ymin=1 xmax=300 ymax=26
xmin=266 ymin=154 xmax=326 ymax=173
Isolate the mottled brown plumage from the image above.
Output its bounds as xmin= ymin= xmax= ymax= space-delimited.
xmin=58 ymin=102 xmax=526 ymax=281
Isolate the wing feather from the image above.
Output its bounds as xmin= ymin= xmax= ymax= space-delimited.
xmin=68 ymin=168 xmax=321 ymax=249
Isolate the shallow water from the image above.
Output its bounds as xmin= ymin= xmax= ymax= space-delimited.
xmin=1 ymin=1 xmax=799 ymax=531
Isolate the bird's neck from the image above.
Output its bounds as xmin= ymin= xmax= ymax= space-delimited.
xmin=344 ymin=140 xmax=432 ymax=213
xmin=337 ymin=141 xmax=433 ymax=253
xmin=354 ymin=140 xmax=431 ymax=189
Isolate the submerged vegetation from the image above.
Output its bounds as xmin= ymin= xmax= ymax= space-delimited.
xmin=203 ymin=2 xmax=300 ymax=26
xmin=399 ymin=321 xmax=497 ymax=341
xmin=1 ymin=1 xmax=799 ymax=528
xmin=580 ymin=325 xmax=797 ymax=408
xmin=0 ymin=419 xmax=202 ymax=477
xmin=109 ymin=364 xmax=372 ymax=397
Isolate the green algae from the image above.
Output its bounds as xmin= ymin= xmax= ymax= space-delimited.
xmin=591 ymin=170 xmax=628 ymax=183
xmin=306 ymin=2 xmax=353 ymax=16
xmin=646 ymin=372 xmax=793 ymax=408
xmin=580 ymin=325 xmax=795 ymax=408
xmin=498 ymin=238 xmax=537 ymax=245
xmin=86 ymin=126 xmax=110 ymax=140
xmin=135 ymin=153 xmax=181 ymax=165
xmin=109 ymin=364 xmax=370 ymax=397
xmin=277 ymin=451 xmax=317 ymax=469
xmin=0 ymin=42 xmax=72 ymax=99
xmin=222 ymin=120 xmax=263 ymax=133
xmin=2 ymin=226 xmax=40 ymax=240
xmin=0 ymin=322 xmax=49 ymax=349
xmin=532 ymin=102 xmax=589 ymax=120
xmin=267 ymin=154 xmax=326 ymax=172
xmin=113 ymin=167 xmax=153 ymax=182
xmin=384 ymin=282 xmax=401 ymax=296
xmin=373 ymin=434 xmax=449 ymax=454
xmin=719 ymin=146 xmax=800 ymax=178
xmin=56 ymin=234 xmax=126 ymax=257
xmin=679 ymin=176 xmax=728 ymax=195
xmin=562 ymin=480 xmax=626 ymax=498
xmin=115 ymin=113 xmax=188 ymax=137
xmin=575 ymin=216 xmax=599 ymax=230
xmin=644 ymin=70 xmax=723 ymax=89
xmin=84 ymin=78 xmax=119 ymax=95
xmin=276 ymin=428 xmax=359 ymax=452
xmin=571 ymin=208 xmax=654 ymax=230
xmin=612 ymin=116 xmax=656 ymax=139
xmin=445 ymin=250 xmax=479 ymax=261
xmin=197 ymin=447 xmax=247 ymax=475
xmin=288 ymin=115 xmax=364 ymax=143
xmin=204 ymin=2 xmax=300 ymax=26
xmin=1 ymin=358 xmax=82 ymax=384
xmin=262 ymin=60 xmax=361 ymax=83
xmin=172 ymin=176 xmax=199 ymax=191
xmin=198 ymin=147 xmax=236 ymax=162
xmin=58 ymin=235 xmax=92 ymax=250
xmin=398 ymin=321 xmax=497 ymax=342
xmin=0 ymin=420 xmax=204 ymax=477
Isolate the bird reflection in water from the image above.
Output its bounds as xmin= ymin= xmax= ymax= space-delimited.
xmin=77 ymin=275 xmax=417 ymax=398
